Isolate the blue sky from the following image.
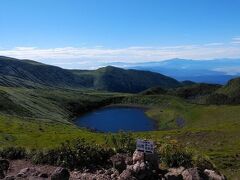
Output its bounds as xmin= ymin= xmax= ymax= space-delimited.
xmin=0 ymin=0 xmax=240 ymax=69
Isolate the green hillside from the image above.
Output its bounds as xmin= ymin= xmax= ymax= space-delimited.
xmin=0 ymin=86 xmax=125 ymax=122
xmin=74 ymin=66 xmax=180 ymax=92
xmin=0 ymin=56 xmax=180 ymax=92
xmin=217 ymin=77 xmax=240 ymax=97
xmin=0 ymin=56 xmax=95 ymax=89
xmin=205 ymin=77 xmax=240 ymax=105
xmin=0 ymin=88 xmax=240 ymax=178
xmin=139 ymin=86 xmax=167 ymax=95
xmin=0 ymin=56 xmax=240 ymax=178
xmin=169 ymin=83 xmax=222 ymax=99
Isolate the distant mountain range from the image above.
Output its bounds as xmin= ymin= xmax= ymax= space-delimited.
xmin=0 ymin=56 xmax=180 ymax=93
xmin=106 ymin=58 xmax=240 ymax=84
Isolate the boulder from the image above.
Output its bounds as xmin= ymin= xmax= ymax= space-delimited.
xmin=51 ymin=167 xmax=70 ymax=180
xmin=204 ymin=169 xmax=226 ymax=180
xmin=17 ymin=167 xmax=40 ymax=178
xmin=38 ymin=173 xmax=49 ymax=178
xmin=104 ymin=168 xmax=114 ymax=176
xmin=125 ymin=156 xmax=133 ymax=165
xmin=182 ymin=168 xmax=201 ymax=180
xmin=132 ymin=150 xmax=144 ymax=164
xmin=132 ymin=162 xmax=141 ymax=173
xmin=165 ymin=173 xmax=183 ymax=180
xmin=165 ymin=167 xmax=185 ymax=180
xmin=119 ymin=169 xmax=136 ymax=180
xmin=4 ymin=176 xmax=15 ymax=180
xmin=132 ymin=161 xmax=146 ymax=174
xmin=73 ymin=171 xmax=112 ymax=180
xmin=110 ymin=170 xmax=120 ymax=179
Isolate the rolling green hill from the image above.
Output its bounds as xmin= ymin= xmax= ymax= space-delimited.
xmin=0 ymin=56 xmax=89 ymax=88
xmin=0 ymin=56 xmax=180 ymax=92
xmin=205 ymin=77 xmax=240 ymax=104
xmin=170 ymin=83 xmax=222 ymax=99
xmin=217 ymin=77 xmax=240 ymax=97
xmin=73 ymin=66 xmax=181 ymax=92
xmin=139 ymin=86 xmax=167 ymax=95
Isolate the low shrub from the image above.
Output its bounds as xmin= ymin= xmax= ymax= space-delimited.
xmin=29 ymin=138 xmax=114 ymax=170
xmin=157 ymin=140 xmax=216 ymax=170
xmin=157 ymin=140 xmax=193 ymax=168
xmin=0 ymin=137 xmax=216 ymax=172
xmin=205 ymin=93 xmax=230 ymax=105
xmin=104 ymin=132 xmax=136 ymax=153
xmin=192 ymin=154 xmax=216 ymax=171
xmin=0 ymin=147 xmax=26 ymax=160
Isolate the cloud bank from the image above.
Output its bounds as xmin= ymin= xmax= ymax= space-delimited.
xmin=0 ymin=39 xmax=240 ymax=69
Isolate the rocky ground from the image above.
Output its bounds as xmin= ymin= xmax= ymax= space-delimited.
xmin=0 ymin=150 xmax=226 ymax=180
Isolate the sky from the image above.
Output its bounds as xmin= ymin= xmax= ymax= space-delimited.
xmin=0 ymin=0 xmax=240 ymax=69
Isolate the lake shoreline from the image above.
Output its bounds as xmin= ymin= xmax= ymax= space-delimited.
xmin=105 ymin=103 xmax=150 ymax=110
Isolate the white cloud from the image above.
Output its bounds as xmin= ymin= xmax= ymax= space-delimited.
xmin=204 ymin=42 xmax=224 ymax=46
xmin=232 ymin=37 xmax=240 ymax=41
xmin=0 ymin=40 xmax=240 ymax=69
xmin=214 ymin=67 xmax=240 ymax=75
xmin=231 ymin=37 xmax=240 ymax=44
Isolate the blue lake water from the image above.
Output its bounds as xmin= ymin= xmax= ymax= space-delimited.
xmin=75 ymin=106 xmax=156 ymax=133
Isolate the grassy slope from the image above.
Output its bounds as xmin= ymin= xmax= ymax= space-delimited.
xmin=0 ymin=86 xmax=126 ymax=122
xmin=217 ymin=77 xmax=240 ymax=97
xmin=0 ymin=88 xmax=239 ymax=178
xmin=72 ymin=66 xmax=181 ymax=93
xmin=0 ymin=115 xmax=104 ymax=148
xmin=0 ymin=56 xmax=181 ymax=92
xmin=128 ymin=96 xmax=240 ymax=178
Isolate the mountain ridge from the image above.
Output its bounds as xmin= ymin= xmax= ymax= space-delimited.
xmin=0 ymin=56 xmax=181 ymax=92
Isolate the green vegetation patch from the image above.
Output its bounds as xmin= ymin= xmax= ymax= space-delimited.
xmin=0 ymin=115 xmax=104 ymax=149
xmin=0 ymin=87 xmax=239 ymax=178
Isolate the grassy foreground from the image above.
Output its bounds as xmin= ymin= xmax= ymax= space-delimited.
xmin=0 ymin=87 xmax=239 ymax=178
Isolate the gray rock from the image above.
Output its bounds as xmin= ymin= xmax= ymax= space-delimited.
xmin=17 ymin=167 xmax=40 ymax=178
xmin=132 ymin=150 xmax=144 ymax=164
xmin=38 ymin=173 xmax=48 ymax=178
xmin=133 ymin=162 xmax=141 ymax=173
xmin=165 ymin=167 xmax=185 ymax=180
xmin=111 ymin=172 xmax=118 ymax=179
xmin=4 ymin=176 xmax=15 ymax=180
xmin=104 ymin=169 xmax=114 ymax=176
xmin=165 ymin=173 xmax=183 ymax=180
xmin=182 ymin=168 xmax=201 ymax=180
xmin=204 ymin=169 xmax=226 ymax=180
xmin=97 ymin=169 xmax=104 ymax=174
xmin=132 ymin=161 xmax=146 ymax=174
xmin=17 ymin=167 xmax=30 ymax=177
xmin=71 ymin=171 xmax=112 ymax=180
xmin=28 ymin=177 xmax=47 ymax=180
xmin=51 ymin=167 xmax=70 ymax=180
xmin=125 ymin=156 xmax=133 ymax=165
xmin=119 ymin=169 xmax=136 ymax=180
